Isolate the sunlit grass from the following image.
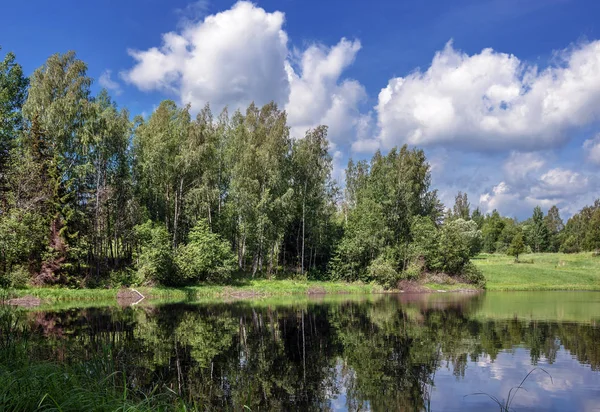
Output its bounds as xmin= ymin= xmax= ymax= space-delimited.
xmin=474 ymin=252 xmax=600 ymax=291
xmin=5 ymin=279 xmax=389 ymax=305
xmin=10 ymin=252 xmax=599 ymax=306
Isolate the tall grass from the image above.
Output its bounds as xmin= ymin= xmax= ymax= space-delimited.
xmin=0 ymin=304 xmax=191 ymax=411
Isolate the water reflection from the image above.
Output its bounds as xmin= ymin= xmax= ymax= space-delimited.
xmin=17 ymin=292 xmax=600 ymax=411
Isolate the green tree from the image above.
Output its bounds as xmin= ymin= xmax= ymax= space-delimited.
xmin=331 ymin=145 xmax=443 ymax=283
xmin=226 ymin=102 xmax=292 ymax=275
xmin=175 ymin=219 xmax=236 ymax=284
xmin=0 ymin=47 xmax=28 ymax=209
xmin=133 ymin=100 xmax=192 ymax=247
xmin=559 ymin=200 xmax=600 ymax=253
xmin=87 ymin=90 xmax=135 ymax=276
xmin=528 ymin=206 xmax=548 ymax=253
xmin=481 ymin=210 xmax=505 ymax=253
xmin=496 ymin=218 xmax=518 ymax=253
xmin=507 ymin=231 xmax=526 ymax=260
xmin=452 ymin=191 xmax=470 ymax=220
xmin=133 ymin=220 xmax=175 ymax=285
xmin=21 ymin=51 xmax=93 ymax=283
xmin=289 ymin=126 xmax=337 ymax=275
xmin=471 ymin=207 xmax=484 ymax=229
xmin=544 ymin=205 xmax=564 ymax=252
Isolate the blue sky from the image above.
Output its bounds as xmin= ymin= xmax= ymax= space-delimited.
xmin=2 ymin=0 xmax=600 ymax=219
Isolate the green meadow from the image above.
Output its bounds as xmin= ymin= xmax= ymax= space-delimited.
xmin=474 ymin=252 xmax=600 ymax=291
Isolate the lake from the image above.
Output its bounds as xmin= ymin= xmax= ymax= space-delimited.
xmin=7 ymin=291 xmax=600 ymax=411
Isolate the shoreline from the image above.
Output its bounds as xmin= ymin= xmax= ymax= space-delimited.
xmin=6 ymin=281 xmax=600 ymax=309
xmin=3 ymin=279 xmax=483 ymax=307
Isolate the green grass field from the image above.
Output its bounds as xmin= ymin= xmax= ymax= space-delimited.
xmin=474 ymin=252 xmax=600 ymax=291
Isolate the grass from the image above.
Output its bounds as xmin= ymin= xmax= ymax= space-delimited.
xmin=5 ymin=252 xmax=599 ymax=306
xmin=474 ymin=252 xmax=600 ymax=291
xmin=5 ymin=279 xmax=390 ymax=305
xmin=0 ymin=304 xmax=191 ymax=411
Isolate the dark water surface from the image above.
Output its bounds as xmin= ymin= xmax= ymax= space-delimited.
xmin=17 ymin=292 xmax=600 ymax=411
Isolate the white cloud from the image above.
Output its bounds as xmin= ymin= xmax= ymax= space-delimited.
xmin=480 ymin=181 xmax=556 ymax=216
xmin=98 ymin=70 xmax=122 ymax=95
xmin=120 ymin=2 xmax=600 ymax=220
xmin=534 ymin=168 xmax=589 ymax=197
xmin=285 ymin=39 xmax=366 ymax=142
xmin=479 ymin=166 xmax=592 ymax=216
xmin=375 ymin=40 xmax=600 ymax=151
xmin=583 ymin=134 xmax=600 ymax=165
xmin=122 ymin=1 xmax=364 ymax=144
xmin=122 ymin=1 xmax=290 ymax=112
xmin=331 ymin=150 xmax=345 ymax=184
xmin=503 ymin=151 xmax=546 ymax=184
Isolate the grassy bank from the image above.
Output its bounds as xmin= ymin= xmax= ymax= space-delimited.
xmin=6 ymin=279 xmax=389 ymax=304
xmin=474 ymin=252 xmax=600 ymax=291
xmin=5 ymin=252 xmax=599 ymax=305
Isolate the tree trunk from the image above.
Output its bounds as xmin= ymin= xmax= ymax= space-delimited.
xmin=301 ymin=181 xmax=307 ymax=275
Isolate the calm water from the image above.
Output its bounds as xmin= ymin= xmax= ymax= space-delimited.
xmin=14 ymin=292 xmax=600 ymax=411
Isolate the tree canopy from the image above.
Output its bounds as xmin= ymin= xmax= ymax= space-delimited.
xmin=1 ymin=47 xmax=595 ymax=289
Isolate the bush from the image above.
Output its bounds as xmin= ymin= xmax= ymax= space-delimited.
xmin=109 ymin=268 xmax=143 ymax=287
xmin=367 ymin=255 xmax=400 ymax=289
xmin=559 ymin=235 xmax=579 ymax=253
xmin=175 ymin=219 xmax=236 ymax=284
xmin=0 ymin=265 xmax=30 ymax=289
xmin=461 ymin=262 xmax=485 ymax=288
xmin=133 ymin=221 xmax=175 ymax=285
xmin=403 ymin=258 xmax=425 ymax=280
xmin=437 ymin=220 xmax=472 ymax=274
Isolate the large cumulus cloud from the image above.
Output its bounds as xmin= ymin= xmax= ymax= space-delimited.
xmin=121 ymin=1 xmax=364 ymax=144
xmin=373 ymin=40 xmax=600 ymax=152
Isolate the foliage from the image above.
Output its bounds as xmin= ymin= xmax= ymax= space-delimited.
xmin=507 ymin=231 xmax=526 ymax=260
xmin=0 ymin=49 xmax=495 ymax=289
xmin=331 ymin=147 xmax=445 ymax=284
xmin=108 ymin=268 xmax=143 ymax=288
xmin=175 ymin=219 xmax=236 ymax=284
xmin=133 ymin=221 xmax=175 ymax=285
xmin=460 ymin=262 xmax=485 ymax=288
xmin=0 ymin=47 xmax=28 ymax=203
xmin=0 ymin=265 xmax=29 ymax=288
xmin=526 ymin=206 xmax=549 ymax=253
xmin=452 ymin=191 xmax=470 ymax=220
xmin=366 ymin=253 xmax=401 ymax=289
xmin=436 ymin=219 xmax=477 ymax=274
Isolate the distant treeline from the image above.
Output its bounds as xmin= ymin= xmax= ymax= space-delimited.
xmin=0 ymin=49 xmax=595 ymax=289
xmin=456 ymin=192 xmax=600 ymax=256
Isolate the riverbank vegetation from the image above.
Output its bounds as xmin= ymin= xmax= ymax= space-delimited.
xmin=1 ymin=47 xmax=598 ymax=293
xmin=0 ymin=48 xmax=485 ymax=290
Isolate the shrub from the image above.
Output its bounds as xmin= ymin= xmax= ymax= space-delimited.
xmin=175 ymin=219 xmax=236 ymax=284
xmin=437 ymin=220 xmax=472 ymax=274
xmin=403 ymin=258 xmax=425 ymax=280
xmin=133 ymin=221 xmax=175 ymax=285
xmin=109 ymin=268 xmax=143 ymax=287
xmin=367 ymin=255 xmax=400 ymax=289
xmin=461 ymin=262 xmax=485 ymax=288
xmin=559 ymin=235 xmax=579 ymax=253
xmin=0 ymin=265 xmax=29 ymax=289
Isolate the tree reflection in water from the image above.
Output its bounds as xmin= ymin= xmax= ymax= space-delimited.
xmin=17 ymin=292 xmax=600 ymax=411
